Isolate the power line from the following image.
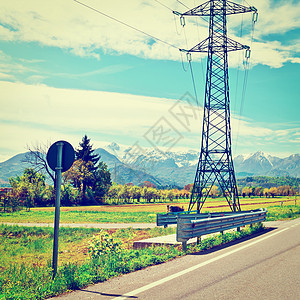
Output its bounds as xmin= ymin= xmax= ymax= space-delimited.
xmin=188 ymin=59 xmax=199 ymax=106
xmin=74 ymin=0 xmax=180 ymax=50
xmin=234 ymin=7 xmax=258 ymax=151
xmin=176 ymin=0 xmax=190 ymax=10
xmin=153 ymin=0 xmax=173 ymax=12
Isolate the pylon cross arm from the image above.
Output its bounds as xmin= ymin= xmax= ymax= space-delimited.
xmin=180 ymin=0 xmax=256 ymax=17
xmin=184 ymin=36 xmax=249 ymax=53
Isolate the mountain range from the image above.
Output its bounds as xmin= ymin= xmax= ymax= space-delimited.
xmin=0 ymin=142 xmax=299 ymax=188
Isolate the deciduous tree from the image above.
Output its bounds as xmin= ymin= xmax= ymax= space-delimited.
xmin=9 ymin=168 xmax=47 ymax=208
xmin=23 ymin=142 xmax=55 ymax=186
xmin=269 ymin=187 xmax=278 ymax=198
xmin=209 ymin=185 xmax=219 ymax=198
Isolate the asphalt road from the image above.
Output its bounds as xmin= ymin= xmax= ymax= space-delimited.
xmin=52 ymin=219 xmax=300 ymax=300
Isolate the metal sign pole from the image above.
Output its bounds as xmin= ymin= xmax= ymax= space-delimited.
xmin=52 ymin=142 xmax=63 ymax=279
xmin=47 ymin=140 xmax=74 ymax=279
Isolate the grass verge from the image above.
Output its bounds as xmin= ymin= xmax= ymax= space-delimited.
xmin=0 ymin=223 xmax=264 ymax=300
xmin=266 ymin=205 xmax=300 ymax=221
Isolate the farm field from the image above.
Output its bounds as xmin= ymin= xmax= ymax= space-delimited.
xmin=0 ymin=196 xmax=298 ymax=224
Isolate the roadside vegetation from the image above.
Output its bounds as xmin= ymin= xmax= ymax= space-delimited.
xmin=0 ymin=223 xmax=264 ymax=300
xmin=266 ymin=205 xmax=300 ymax=221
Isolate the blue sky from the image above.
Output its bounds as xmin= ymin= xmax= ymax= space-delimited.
xmin=0 ymin=0 xmax=299 ymax=162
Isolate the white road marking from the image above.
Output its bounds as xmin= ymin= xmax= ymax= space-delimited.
xmin=113 ymin=227 xmax=290 ymax=300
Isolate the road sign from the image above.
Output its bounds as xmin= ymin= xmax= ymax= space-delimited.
xmin=46 ymin=140 xmax=75 ymax=172
xmin=46 ymin=140 xmax=75 ymax=279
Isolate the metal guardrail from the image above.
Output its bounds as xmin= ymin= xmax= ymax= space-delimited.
xmin=157 ymin=210 xmax=248 ymax=227
xmin=176 ymin=208 xmax=267 ymax=244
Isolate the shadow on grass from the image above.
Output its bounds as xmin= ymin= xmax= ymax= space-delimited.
xmin=190 ymin=227 xmax=277 ymax=256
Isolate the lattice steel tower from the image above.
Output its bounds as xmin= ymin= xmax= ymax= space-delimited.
xmin=178 ymin=0 xmax=257 ymax=212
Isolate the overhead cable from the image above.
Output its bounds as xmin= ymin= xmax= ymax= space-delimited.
xmin=153 ymin=0 xmax=173 ymax=12
xmin=74 ymin=0 xmax=180 ymax=50
xmin=176 ymin=0 xmax=190 ymax=10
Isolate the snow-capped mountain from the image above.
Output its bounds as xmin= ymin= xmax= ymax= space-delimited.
xmin=103 ymin=142 xmax=199 ymax=168
xmin=101 ymin=143 xmax=300 ymax=186
xmin=234 ymin=151 xmax=275 ymax=174
xmin=233 ymin=151 xmax=300 ymax=177
xmin=0 ymin=143 xmax=299 ymax=187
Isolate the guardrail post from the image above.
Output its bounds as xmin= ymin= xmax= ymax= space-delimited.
xmin=182 ymin=242 xmax=187 ymax=251
xmin=197 ymin=236 xmax=201 ymax=244
xmin=237 ymin=227 xmax=241 ymax=232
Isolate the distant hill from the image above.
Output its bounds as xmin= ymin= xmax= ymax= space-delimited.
xmin=237 ymin=176 xmax=300 ymax=189
xmin=0 ymin=144 xmax=299 ymax=188
xmin=0 ymin=152 xmax=30 ymax=186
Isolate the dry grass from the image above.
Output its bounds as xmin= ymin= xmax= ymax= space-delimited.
xmin=30 ymin=197 xmax=297 ymax=214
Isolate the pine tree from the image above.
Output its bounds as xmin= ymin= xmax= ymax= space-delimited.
xmin=70 ymin=135 xmax=111 ymax=204
xmin=75 ymin=135 xmax=100 ymax=168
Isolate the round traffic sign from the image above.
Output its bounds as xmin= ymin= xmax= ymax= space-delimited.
xmin=46 ymin=141 xmax=75 ymax=172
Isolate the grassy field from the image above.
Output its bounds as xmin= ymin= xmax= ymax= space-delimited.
xmin=0 ymin=225 xmax=176 ymax=269
xmin=0 ymin=196 xmax=298 ymax=224
xmin=0 ymin=223 xmax=264 ymax=300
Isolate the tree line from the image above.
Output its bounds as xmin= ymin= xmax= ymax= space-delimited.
xmin=237 ymin=176 xmax=300 ymax=189
xmin=1 ymin=136 xmax=299 ymax=211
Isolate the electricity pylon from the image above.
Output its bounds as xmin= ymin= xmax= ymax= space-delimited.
xmin=176 ymin=0 xmax=257 ymax=212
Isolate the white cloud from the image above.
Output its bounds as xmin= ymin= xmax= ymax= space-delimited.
xmin=251 ymin=0 xmax=300 ymax=36
xmin=0 ymin=0 xmax=299 ymax=68
xmin=0 ymin=80 xmax=298 ymax=161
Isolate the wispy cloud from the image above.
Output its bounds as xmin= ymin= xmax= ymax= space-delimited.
xmin=0 ymin=50 xmax=40 ymax=80
xmin=54 ymin=64 xmax=133 ymax=79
